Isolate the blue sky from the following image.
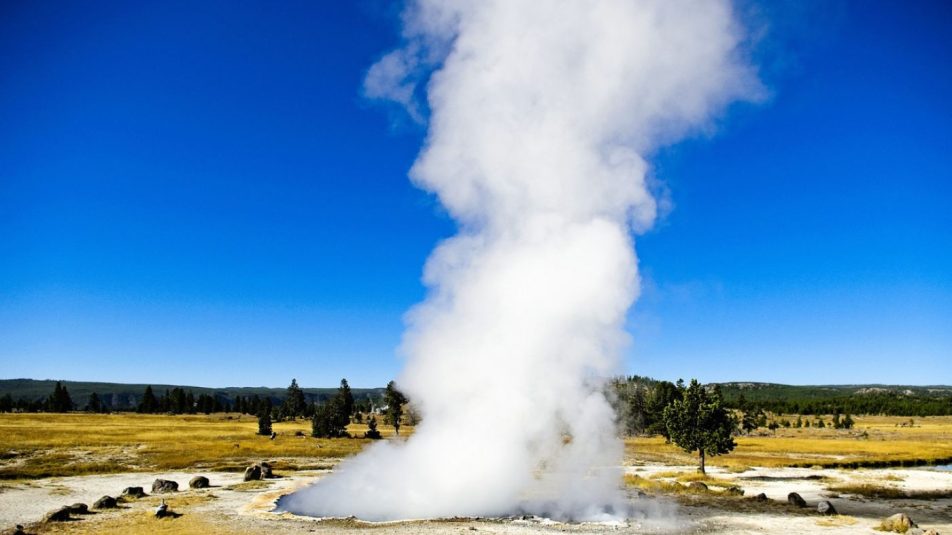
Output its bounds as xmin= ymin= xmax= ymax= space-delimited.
xmin=1 ymin=1 xmax=949 ymax=388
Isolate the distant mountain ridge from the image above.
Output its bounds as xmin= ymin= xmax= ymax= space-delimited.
xmin=0 ymin=378 xmax=385 ymax=410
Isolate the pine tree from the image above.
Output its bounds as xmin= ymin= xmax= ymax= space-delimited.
xmin=48 ymin=382 xmax=73 ymax=412
xmin=338 ymin=378 xmax=354 ymax=421
xmin=257 ymin=410 xmax=272 ymax=436
xmin=662 ymin=379 xmax=736 ymax=474
xmin=365 ymin=415 xmax=382 ymax=439
xmin=384 ymin=381 xmax=407 ymax=435
xmin=139 ymin=386 xmax=158 ymax=413
xmin=283 ymin=379 xmax=307 ymax=419
xmin=86 ymin=392 xmax=103 ymax=413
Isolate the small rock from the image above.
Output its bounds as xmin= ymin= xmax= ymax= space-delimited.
xmin=68 ymin=503 xmax=89 ymax=514
xmin=879 ymin=513 xmax=917 ymax=533
xmin=688 ymin=481 xmax=708 ymax=491
xmin=922 ymin=529 xmax=941 ymax=535
xmin=787 ymin=492 xmax=807 ymax=507
xmin=243 ymin=464 xmax=261 ymax=481
xmin=93 ymin=495 xmax=118 ymax=509
xmin=817 ymin=500 xmax=837 ymax=515
xmin=155 ymin=499 xmax=170 ymax=518
xmin=151 ymin=479 xmax=179 ymax=493
xmin=121 ymin=486 xmax=146 ymax=499
xmin=294 ymin=431 xmax=305 ymax=436
xmin=43 ymin=506 xmax=71 ymax=522
xmin=189 ymin=476 xmax=210 ymax=489
xmin=14 ymin=524 xmax=25 ymax=535
xmin=724 ymin=486 xmax=744 ymax=496
xmin=259 ymin=461 xmax=274 ymax=478
xmin=754 ymin=492 xmax=768 ymax=501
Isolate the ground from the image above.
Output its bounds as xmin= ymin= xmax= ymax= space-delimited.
xmin=1 ymin=413 xmax=950 ymax=534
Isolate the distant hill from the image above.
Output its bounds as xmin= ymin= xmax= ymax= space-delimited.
xmin=714 ymin=382 xmax=952 ymax=416
xmin=0 ymin=378 xmax=385 ymax=411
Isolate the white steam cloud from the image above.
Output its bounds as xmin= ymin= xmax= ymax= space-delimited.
xmin=282 ymin=0 xmax=759 ymax=521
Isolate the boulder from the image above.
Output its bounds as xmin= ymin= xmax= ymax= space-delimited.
xmin=688 ymin=481 xmax=708 ymax=491
xmin=817 ymin=500 xmax=837 ymax=515
xmin=93 ymin=495 xmax=118 ymax=509
xmin=121 ymin=486 xmax=146 ymax=499
xmin=259 ymin=461 xmax=273 ymax=478
xmin=68 ymin=503 xmax=89 ymax=514
xmin=189 ymin=476 xmax=210 ymax=489
xmin=879 ymin=513 xmax=917 ymax=533
xmin=724 ymin=486 xmax=745 ymax=496
xmin=13 ymin=524 xmax=26 ymax=535
xmin=43 ymin=507 xmax=71 ymax=522
xmin=151 ymin=479 xmax=179 ymax=493
xmin=243 ymin=464 xmax=261 ymax=482
xmin=754 ymin=493 xmax=768 ymax=501
xmin=787 ymin=492 xmax=807 ymax=507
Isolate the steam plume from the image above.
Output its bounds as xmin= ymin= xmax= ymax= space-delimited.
xmin=282 ymin=0 xmax=759 ymax=521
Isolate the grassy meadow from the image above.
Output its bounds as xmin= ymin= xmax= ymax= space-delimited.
xmin=625 ymin=415 xmax=952 ymax=470
xmin=2 ymin=413 xmax=951 ymax=480
xmin=0 ymin=412 xmax=407 ymax=479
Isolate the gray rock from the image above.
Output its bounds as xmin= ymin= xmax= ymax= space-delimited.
xmin=121 ymin=486 xmax=146 ymax=499
xmin=68 ymin=503 xmax=89 ymax=514
xmin=259 ymin=461 xmax=273 ymax=478
xmin=151 ymin=479 xmax=179 ymax=493
xmin=754 ymin=492 xmax=768 ymax=501
xmin=787 ymin=492 xmax=807 ymax=507
xmin=817 ymin=500 xmax=837 ymax=515
xmin=724 ymin=486 xmax=744 ymax=496
xmin=189 ymin=476 xmax=210 ymax=489
xmin=93 ymin=495 xmax=118 ymax=509
xmin=688 ymin=481 xmax=708 ymax=491
xmin=879 ymin=513 xmax=917 ymax=533
xmin=43 ymin=506 xmax=71 ymax=522
xmin=243 ymin=464 xmax=261 ymax=481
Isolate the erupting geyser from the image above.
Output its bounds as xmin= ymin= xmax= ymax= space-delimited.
xmin=281 ymin=0 xmax=759 ymax=521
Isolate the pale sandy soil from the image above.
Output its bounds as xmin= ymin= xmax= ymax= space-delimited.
xmin=1 ymin=465 xmax=950 ymax=534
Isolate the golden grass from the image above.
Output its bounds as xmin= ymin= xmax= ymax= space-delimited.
xmin=626 ymin=415 xmax=952 ymax=469
xmin=816 ymin=515 xmax=858 ymax=527
xmin=827 ymin=483 xmax=952 ymax=500
xmin=0 ymin=413 xmax=410 ymax=479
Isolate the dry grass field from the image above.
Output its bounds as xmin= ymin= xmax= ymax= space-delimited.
xmin=625 ymin=415 xmax=952 ymax=470
xmin=0 ymin=413 xmax=408 ymax=479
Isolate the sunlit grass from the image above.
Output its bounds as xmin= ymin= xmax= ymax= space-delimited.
xmin=0 ymin=412 xmax=409 ymax=479
xmin=626 ymin=415 xmax=952 ymax=469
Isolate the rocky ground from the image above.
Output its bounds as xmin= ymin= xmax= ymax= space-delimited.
xmin=1 ymin=464 xmax=949 ymax=534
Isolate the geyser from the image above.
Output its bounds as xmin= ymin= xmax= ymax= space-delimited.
xmin=281 ymin=0 xmax=759 ymax=521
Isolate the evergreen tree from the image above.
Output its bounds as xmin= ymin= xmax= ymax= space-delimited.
xmin=86 ymin=392 xmax=103 ymax=413
xmin=139 ymin=386 xmax=158 ymax=413
xmin=645 ymin=380 xmax=681 ymax=437
xmin=365 ymin=415 xmax=382 ymax=439
xmin=283 ymin=378 xmax=307 ymax=419
xmin=0 ymin=393 xmax=13 ymax=413
xmin=311 ymin=398 xmax=348 ymax=438
xmin=338 ymin=378 xmax=354 ymax=420
xmin=48 ymin=382 xmax=73 ymax=412
xmin=257 ymin=409 xmax=272 ymax=436
xmin=842 ymin=413 xmax=855 ymax=429
xmin=384 ymin=381 xmax=407 ymax=435
xmin=663 ymin=379 xmax=736 ymax=474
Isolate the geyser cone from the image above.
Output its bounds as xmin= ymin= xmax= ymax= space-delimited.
xmin=283 ymin=0 xmax=760 ymax=521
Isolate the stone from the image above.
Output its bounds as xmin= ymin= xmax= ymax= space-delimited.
xmin=259 ymin=461 xmax=273 ymax=478
xmin=14 ymin=524 xmax=26 ymax=535
xmin=688 ymin=481 xmax=708 ymax=491
xmin=787 ymin=492 xmax=807 ymax=507
xmin=121 ymin=486 xmax=146 ymax=499
xmin=724 ymin=486 xmax=745 ymax=496
xmin=93 ymin=495 xmax=118 ymax=509
xmin=68 ymin=503 xmax=89 ymax=514
xmin=151 ymin=479 xmax=179 ymax=493
xmin=189 ymin=476 xmax=210 ymax=489
xmin=43 ymin=507 xmax=71 ymax=522
xmin=817 ymin=500 xmax=837 ymax=515
xmin=879 ymin=513 xmax=917 ymax=533
xmin=754 ymin=492 xmax=768 ymax=501
xmin=243 ymin=464 xmax=261 ymax=481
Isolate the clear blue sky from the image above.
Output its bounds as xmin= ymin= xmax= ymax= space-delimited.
xmin=1 ymin=1 xmax=949 ymax=388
